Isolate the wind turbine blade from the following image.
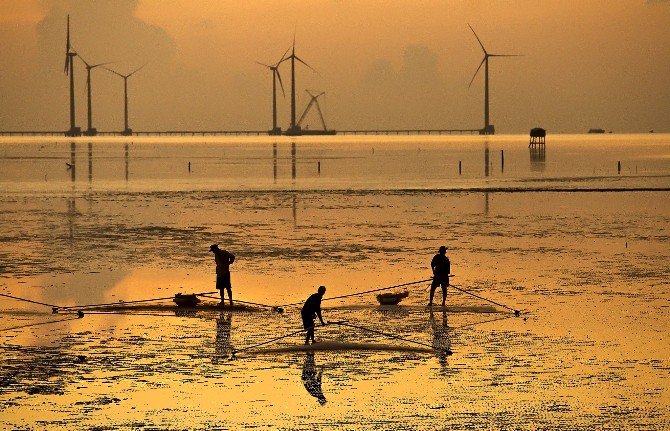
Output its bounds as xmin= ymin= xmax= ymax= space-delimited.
xmin=91 ymin=62 xmax=112 ymax=69
xmin=468 ymin=23 xmax=487 ymax=55
xmin=64 ymin=15 xmax=70 ymax=73
xmin=66 ymin=15 xmax=70 ymax=53
xmin=294 ymin=55 xmax=315 ymax=72
xmin=468 ymin=57 xmax=486 ymax=88
xmin=78 ymin=54 xmax=90 ymax=68
xmin=103 ymin=67 xmax=124 ymax=78
xmin=489 ymin=54 xmax=522 ymax=57
xmin=276 ymin=69 xmax=285 ymax=97
xmin=128 ymin=63 xmax=146 ymax=77
xmin=256 ymin=61 xmax=271 ymax=68
xmin=276 ymin=46 xmax=291 ymax=66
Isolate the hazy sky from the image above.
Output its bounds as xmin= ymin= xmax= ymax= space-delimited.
xmin=0 ymin=0 xmax=668 ymax=133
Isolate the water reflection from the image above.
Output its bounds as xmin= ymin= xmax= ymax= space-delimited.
xmin=87 ymin=142 xmax=93 ymax=182
xmin=301 ymin=352 xmax=326 ymax=405
xmin=67 ymin=196 xmax=76 ymax=242
xmin=291 ymin=142 xmax=296 ymax=180
xmin=484 ymin=141 xmax=490 ymax=177
xmin=430 ymin=310 xmax=451 ymax=369
xmin=292 ymin=194 xmax=297 ymax=228
xmin=213 ymin=312 xmax=233 ymax=363
xmin=124 ymin=143 xmax=129 ymax=181
xmin=273 ymin=143 xmax=278 ymax=183
xmin=69 ymin=142 xmax=76 ymax=182
xmin=212 ymin=311 xmax=238 ymax=364
xmin=530 ymin=145 xmax=546 ymax=172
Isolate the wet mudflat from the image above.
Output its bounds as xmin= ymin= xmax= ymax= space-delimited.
xmin=0 ymin=135 xmax=669 ymax=430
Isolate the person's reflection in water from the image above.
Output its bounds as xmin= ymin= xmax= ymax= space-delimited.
xmin=430 ymin=309 xmax=451 ymax=369
xmin=302 ymin=352 xmax=326 ymax=405
xmin=213 ymin=311 xmax=233 ymax=363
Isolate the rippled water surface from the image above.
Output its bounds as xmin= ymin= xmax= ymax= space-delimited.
xmin=1 ymin=134 xmax=669 ymax=430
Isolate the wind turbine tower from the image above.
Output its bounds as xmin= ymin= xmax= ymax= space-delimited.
xmin=79 ymin=55 xmax=110 ymax=136
xmin=257 ymin=48 xmax=288 ymax=135
xmin=281 ymin=37 xmax=314 ymax=135
xmin=105 ymin=65 xmax=144 ymax=136
xmin=64 ymin=15 xmax=80 ymax=137
xmin=468 ymin=24 xmax=519 ymax=135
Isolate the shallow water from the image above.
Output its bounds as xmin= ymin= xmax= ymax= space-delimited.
xmin=1 ymin=134 xmax=669 ymax=429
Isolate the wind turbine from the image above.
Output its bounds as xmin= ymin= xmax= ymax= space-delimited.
xmin=257 ymin=48 xmax=289 ymax=135
xmin=104 ymin=65 xmax=145 ymax=135
xmin=64 ymin=15 xmax=80 ymax=137
xmin=468 ymin=24 xmax=520 ymax=135
xmin=280 ymin=36 xmax=315 ymax=135
xmin=79 ymin=55 xmax=111 ymax=136
xmin=296 ymin=90 xmax=328 ymax=131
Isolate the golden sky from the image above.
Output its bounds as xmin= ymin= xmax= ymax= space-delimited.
xmin=0 ymin=0 xmax=668 ymax=132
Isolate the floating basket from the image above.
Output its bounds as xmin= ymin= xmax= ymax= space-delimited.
xmin=376 ymin=290 xmax=409 ymax=306
xmin=173 ymin=293 xmax=201 ymax=308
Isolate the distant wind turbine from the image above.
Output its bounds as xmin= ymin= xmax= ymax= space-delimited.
xmin=104 ymin=65 xmax=145 ymax=136
xmin=280 ymin=36 xmax=315 ymax=134
xmin=79 ymin=55 xmax=111 ymax=136
xmin=257 ymin=47 xmax=289 ymax=135
xmin=64 ymin=15 xmax=80 ymax=137
xmin=468 ymin=23 xmax=520 ymax=135
xmin=297 ymin=90 xmax=327 ymax=130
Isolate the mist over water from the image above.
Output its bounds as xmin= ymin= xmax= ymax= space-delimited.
xmin=1 ymin=134 xmax=669 ymax=429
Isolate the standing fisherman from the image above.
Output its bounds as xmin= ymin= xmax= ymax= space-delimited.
xmin=429 ymin=245 xmax=451 ymax=307
xmin=301 ymin=285 xmax=327 ymax=344
xmin=210 ymin=244 xmax=235 ymax=306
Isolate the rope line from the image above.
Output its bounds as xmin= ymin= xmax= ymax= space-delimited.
xmin=0 ymin=293 xmax=59 ymax=309
xmin=0 ymin=315 xmax=80 ymax=333
xmin=277 ymin=278 xmax=433 ymax=308
xmin=447 ymin=314 xmax=515 ymax=333
xmin=199 ymin=293 xmax=283 ymax=312
xmin=232 ymin=327 xmax=307 ymax=355
xmin=59 ymin=291 xmax=220 ymax=310
xmin=78 ymin=311 xmax=189 ymax=318
xmin=449 ymin=283 xmax=520 ymax=316
xmin=330 ymin=320 xmax=436 ymax=350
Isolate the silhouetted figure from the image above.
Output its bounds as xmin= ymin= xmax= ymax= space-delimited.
xmin=301 ymin=286 xmax=326 ymax=344
xmin=213 ymin=311 xmax=233 ymax=362
xmin=429 ymin=246 xmax=451 ymax=307
xmin=210 ymin=244 xmax=235 ymax=306
xmin=302 ymin=352 xmax=326 ymax=405
xmin=430 ymin=309 xmax=452 ymax=368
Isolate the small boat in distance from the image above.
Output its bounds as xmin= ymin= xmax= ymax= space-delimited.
xmin=588 ymin=128 xmax=606 ymax=134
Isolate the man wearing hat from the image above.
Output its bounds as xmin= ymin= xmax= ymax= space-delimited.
xmin=429 ymin=246 xmax=451 ymax=307
xmin=210 ymin=244 xmax=235 ymax=306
